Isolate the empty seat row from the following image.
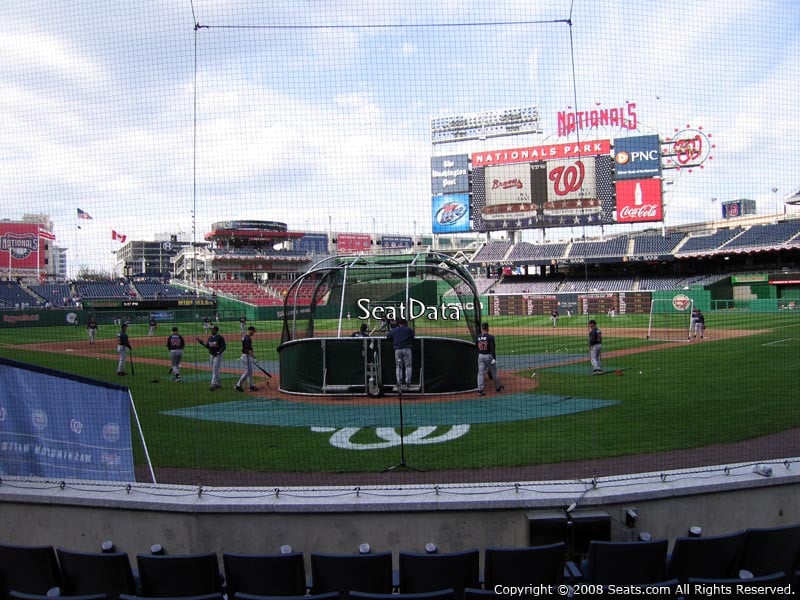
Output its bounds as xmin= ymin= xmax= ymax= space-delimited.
xmin=0 ymin=543 xmax=567 ymax=600
xmin=573 ymin=523 xmax=800 ymax=587
xmin=3 ymin=523 xmax=800 ymax=600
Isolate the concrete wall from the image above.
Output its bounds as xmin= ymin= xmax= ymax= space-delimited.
xmin=1 ymin=460 xmax=799 ymax=572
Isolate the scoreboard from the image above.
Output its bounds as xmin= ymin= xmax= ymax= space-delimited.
xmin=486 ymin=292 xmax=653 ymax=317
xmin=618 ymin=292 xmax=651 ymax=315
xmin=579 ymin=293 xmax=617 ymax=315
xmin=488 ymin=295 xmax=558 ymax=316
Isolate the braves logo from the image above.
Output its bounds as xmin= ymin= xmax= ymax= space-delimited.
xmin=491 ymin=178 xmax=524 ymax=190
xmin=548 ymin=160 xmax=585 ymax=196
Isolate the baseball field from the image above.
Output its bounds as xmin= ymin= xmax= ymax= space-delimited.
xmin=1 ymin=311 xmax=797 ymax=486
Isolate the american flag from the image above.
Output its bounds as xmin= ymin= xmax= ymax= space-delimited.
xmin=77 ymin=208 xmax=93 ymax=220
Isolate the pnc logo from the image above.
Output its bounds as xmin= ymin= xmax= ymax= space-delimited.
xmin=615 ymin=151 xmax=630 ymax=165
xmin=616 ymin=150 xmax=659 ymax=164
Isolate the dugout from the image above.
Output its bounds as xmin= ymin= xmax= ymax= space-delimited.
xmin=278 ymin=252 xmax=480 ymax=396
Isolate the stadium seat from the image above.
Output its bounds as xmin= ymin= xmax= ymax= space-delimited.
xmin=56 ymin=548 xmax=137 ymax=600
xmin=350 ymin=590 xmax=456 ymax=600
xmin=738 ymin=524 xmax=800 ymax=578
xmin=666 ymin=530 xmax=746 ymax=583
xmin=398 ymin=549 xmax=480 ymax=599
xmin=236 ymin=594 xmax=337 ymax=600
xmin=462 ymin=590 xmax=498 ymax=600
xmin=135 ymin=553 xmax=222 ymax=597
xmin=579 ymin=539 xmax=668 ymax=584
xmin=482 ymin=543 xmax=566 ymax=588
xmin=118 ymin=595 xmax=223 ymax=600
xmin=10 ymin=594 xmax=107 ymax=600
xmin=222 ymin=552 xmax=307 ymax=599
xmin=0 ymin=543 xmax=62 ymax=597
xmin=465 ymin=587 xmax=566 ymax=600
xmin=309 ymin=551 xmax=393 ymax=597
xmin=685 ymin=571 xmax=786 ymax=600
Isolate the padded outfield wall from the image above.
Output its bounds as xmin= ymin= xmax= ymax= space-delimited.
xmin=3 ymin=288 xmax=794 ymax=329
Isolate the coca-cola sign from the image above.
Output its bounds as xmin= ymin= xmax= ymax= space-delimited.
xmin=619 ymin=204 xmax=659 ymax=219
xmin=615 ymin=179 xmax=663 ymax=223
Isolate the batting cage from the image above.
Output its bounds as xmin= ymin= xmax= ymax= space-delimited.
xmin=278 ymin=251 xmax=480 ymax=396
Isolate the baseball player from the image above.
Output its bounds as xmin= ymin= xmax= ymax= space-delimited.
xmin=116 ymin=323 xmax=132 ymax=376
xmin=588 ymin=319 xmax=603 ymax=375
xmin=550 ymin=309 xmax=559 ymax=328
xmin=203 ymin=316 xmax=211 ymax=334
xmin=86 ymin=316 xmax=98 ymax=345
xmin=197 ymin=326 xmax=226 ymax=390
xmin=235 ymin=326 xmax=258 ymax=392
xmin=477 ymin=322 xmax=504 ymax=396
xmin=694 ymin=309 xmax=705 ymax=339
xmin=239 ymin=316 xmax=247 ymax=335
xmin=166 ymin=326 xmax=185 ymax=381
xmin=148 ymin=317 xmax=157 ymax=337
xmin=386 ymin=317 xmax=414 ymax=390
xmin=351 ymin=323 xmax=369 ymax=337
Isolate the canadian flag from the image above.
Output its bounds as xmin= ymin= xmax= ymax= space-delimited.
xmin=112 ymin=230 xmax=127 ymax=244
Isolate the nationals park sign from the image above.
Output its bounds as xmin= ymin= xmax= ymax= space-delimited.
xmin=471 ymin=139 xmax=611 ymax=166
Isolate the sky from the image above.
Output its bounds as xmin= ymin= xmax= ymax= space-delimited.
xmin=1 ymin=0 xmax=798 ymax=274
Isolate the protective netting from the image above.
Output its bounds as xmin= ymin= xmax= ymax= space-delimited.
xmin=1 ymin=1 xmax=799 ymax=489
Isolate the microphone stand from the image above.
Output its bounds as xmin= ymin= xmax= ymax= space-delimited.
xmin=383 ymin=357 xmax=422 ymax=473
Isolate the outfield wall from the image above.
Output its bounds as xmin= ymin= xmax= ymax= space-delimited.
xmin=0 ymin=290 xmax=794 ymax=329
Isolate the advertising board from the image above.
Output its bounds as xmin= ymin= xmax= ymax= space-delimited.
xmin=431 ymin=194 xmax=470 ymax=234
xmin=613 ymin=135 xmax=662 ymax=179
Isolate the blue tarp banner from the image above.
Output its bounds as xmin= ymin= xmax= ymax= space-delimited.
xmin=0 ymin=358 xmax=135 ymax=481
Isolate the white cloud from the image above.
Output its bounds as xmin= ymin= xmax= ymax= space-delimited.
xmin=0 ymin=30 xmax=104 ymax=83
xmin=2 ymin=0 xmax=799 ymax=271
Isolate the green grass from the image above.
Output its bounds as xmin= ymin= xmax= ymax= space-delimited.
xmin=1 ymin=312 xmax=798 ymax=477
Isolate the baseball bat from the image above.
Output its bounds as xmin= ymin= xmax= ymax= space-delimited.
xmin=253 ymin=361 xmax=272 ymax=378
xmin=128 ymin=349 xmax=135 ymax=376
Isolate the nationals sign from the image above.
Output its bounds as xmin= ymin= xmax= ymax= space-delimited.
xmin=615 ymin=179 xmax=663 ymax=223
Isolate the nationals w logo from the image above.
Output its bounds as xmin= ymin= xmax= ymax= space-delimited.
xmin=549 ymin=160 xmax=585 ymax=196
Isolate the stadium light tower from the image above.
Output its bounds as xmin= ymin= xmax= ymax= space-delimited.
xmin=430 ymin=106 xmax=541 ymax=144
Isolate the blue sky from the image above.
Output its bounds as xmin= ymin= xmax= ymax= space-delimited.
xmin=1 ymin=0 xmax=798 ymax=273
